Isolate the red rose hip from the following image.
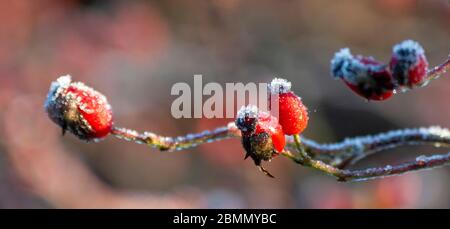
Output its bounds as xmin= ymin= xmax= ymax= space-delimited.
xmin=268 ymin=78 xmax=309 ymax=135
xmin=389 ymin=40 xmax=429 ymax=89
xmin=331 ymin=48 xmax=395 ymax=101
xmin=45 ymin=75 xmax=113 ymax=141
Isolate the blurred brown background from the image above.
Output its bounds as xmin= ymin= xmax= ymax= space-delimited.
xmin=0 ymin=0 xmax=449 ymax=208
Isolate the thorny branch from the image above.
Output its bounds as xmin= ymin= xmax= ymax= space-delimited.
xmin=111 ymin=55 xmax=450 ymax=182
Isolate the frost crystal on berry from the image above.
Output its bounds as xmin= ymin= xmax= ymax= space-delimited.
xmin=237 ymin=105 xmax=259 ymax=120
xmin=268 ymin=78 xmax=292 ymax=94
xmin=331 ymin=48 xmax=353 ymax=77
xmin=236 ymin=105 xmax=259 ymax=133
xmin=331 ymin=48 xmax=368 ymax=85
xmin=392 ymin=40 xmax=425 ymax=62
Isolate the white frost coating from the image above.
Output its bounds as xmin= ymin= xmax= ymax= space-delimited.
xmin=392 ymin=40 xmax=425 ymax=66
xmin=113 ymin=127 xmax=139 ymax=141
xmin=415 ymin=155 xmax=428 ymax=163
xmin=237 ymin=105 xmax=259 ymax=120
xmin=416 ymin=154 xmax=445 ymax=163
xmin=56 ymin=74 xmax=72 ymax=87
xmin=393 ymin=40 xmax=425 ymax=56
xmin=268 ymin=78 xmax=291 ymax=94
xmin=45 ymin=75 xmax=72 ymax=108
xmin=301 ymin=126 xmax=450 ymax=155
xmin=330 ymin=48 xmax=368 ymax=85
xmin=331 ymin=48 xmax=353 ymax=66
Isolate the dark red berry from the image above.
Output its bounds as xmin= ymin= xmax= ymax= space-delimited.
xmin=235 ymin=105 xmax=285 ymax=177
xmin=331 ymin=48 xmax=395 ymax=101
xmin=45 ymin=75 xmax=113 ymax=141
xmin=389 ymin=40 xmax=428 ymax=88
xmin=268 ymin=78 xmax=309 ymax=135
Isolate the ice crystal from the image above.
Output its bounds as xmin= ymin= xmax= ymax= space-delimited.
xmin=268 ymin=78 xmax=291 ymax=94
xmin=237 ymin=105 xmax=259 ymax=120
xmin=392 ymin=40 xmax=425 ymax=63
xmin=330 ymin=48 xmax=367 ymax=85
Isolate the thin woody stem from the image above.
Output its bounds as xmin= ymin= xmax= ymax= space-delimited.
xmin=282 ymin=150 xmax=342 ymax=177
xmin=425 ymin=55 xmax=450 ymax=82
xmin=292 ymin=134 xmax=310 ymax=163
xmin=111 ymin=123 xmax=240 ymax=151
xmin=291 ymin=126 xmax=450 ymax=168
xmin=282 ymin=150 xmax=450 ymax=182
xmin=113 ymin=123 xmax=450 ymax=162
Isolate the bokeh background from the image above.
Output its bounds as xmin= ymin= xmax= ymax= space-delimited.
xmin=0 ymin=0 xmax=449 ymax=208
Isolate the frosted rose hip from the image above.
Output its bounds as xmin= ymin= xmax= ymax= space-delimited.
xmin=235 ymin=105 xmax=285 ymax=177
xmin=331 ymin=48 xmax=395 ymax=101
xmin=268 ymin=78 xmax=309 ymax=135
xmin=44 ymin=75 xmax=113 ymax=141
xmin=389 ymin=40 xmax=429 ymax=88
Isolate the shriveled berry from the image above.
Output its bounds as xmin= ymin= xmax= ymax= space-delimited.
xmin=268 ymin=78 xmax=309 ymax=135
xmin=331 ymin=48 xmax=395 ymax=101
xmin=45 ymin=75 xmax=113 ymax=141
xmin=389 ymin=40 xmax=429 ymax=88
xmin=236 ymin=105 xmax=285 ymax=177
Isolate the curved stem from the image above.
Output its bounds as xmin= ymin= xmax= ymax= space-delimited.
xmin=111 ymin=123 xmax=240 ymax=151
xmin=292 ymin=126 xmax=450 ymax=168
xmin=111 ymin=122 xmax=450 ymax=182
xmin=111 ymin=123 xmax=450 ymax=182
xmin=293 ymin=134 xmax=310 ymax=164
xmin=283 ymin=150 xmax=450 ymax=182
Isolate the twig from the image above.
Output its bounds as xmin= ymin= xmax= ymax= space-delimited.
xmin=293 ymin=126 xmax=450 ymax=168
xmin=282 ymin=150 xmax=450 ymax=182
xmin=425 ymin=55 xmax=450 ymax=82
xmin=111 ymin=123 xmax=240 ymax=151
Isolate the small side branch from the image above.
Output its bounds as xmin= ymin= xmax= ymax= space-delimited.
xmin=293 ymin=126 xmax=450 ymax=168
xmin=283 ymin=150 xmax=450 ymax=182
xmin=426 ymin=55 xmax=450 ymax=82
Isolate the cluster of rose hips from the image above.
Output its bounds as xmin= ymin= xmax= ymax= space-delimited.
xmin=331 ymin=40 xmax=429 ymax=101
xmin=45 ymin=76 xmax=309 ymax=177
xmin=235 ymin=78 xmax=309 ymax=177
xmin=42 ymin=39 xmax=435 ymax=177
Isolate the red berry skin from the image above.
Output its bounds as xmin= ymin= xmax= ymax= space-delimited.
xmin=389 ymin=40 xmax=428 ymax=88
xmin=65 ymin=85 xmax=113 ymax=138
xmin=343 ymin=57 xmax=394 ymax=101
xmin=343 ymin=81 xmax=393 ymax=101
xmin=278 ymin=92 xmax=309 ymax=135
xmin=255 ymin=112 xmax=285 ymax=153
xmin=268 ymin=78 xmax=309 ymax=136
xmin=45 ymin=75 xmax=113 ymax=141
